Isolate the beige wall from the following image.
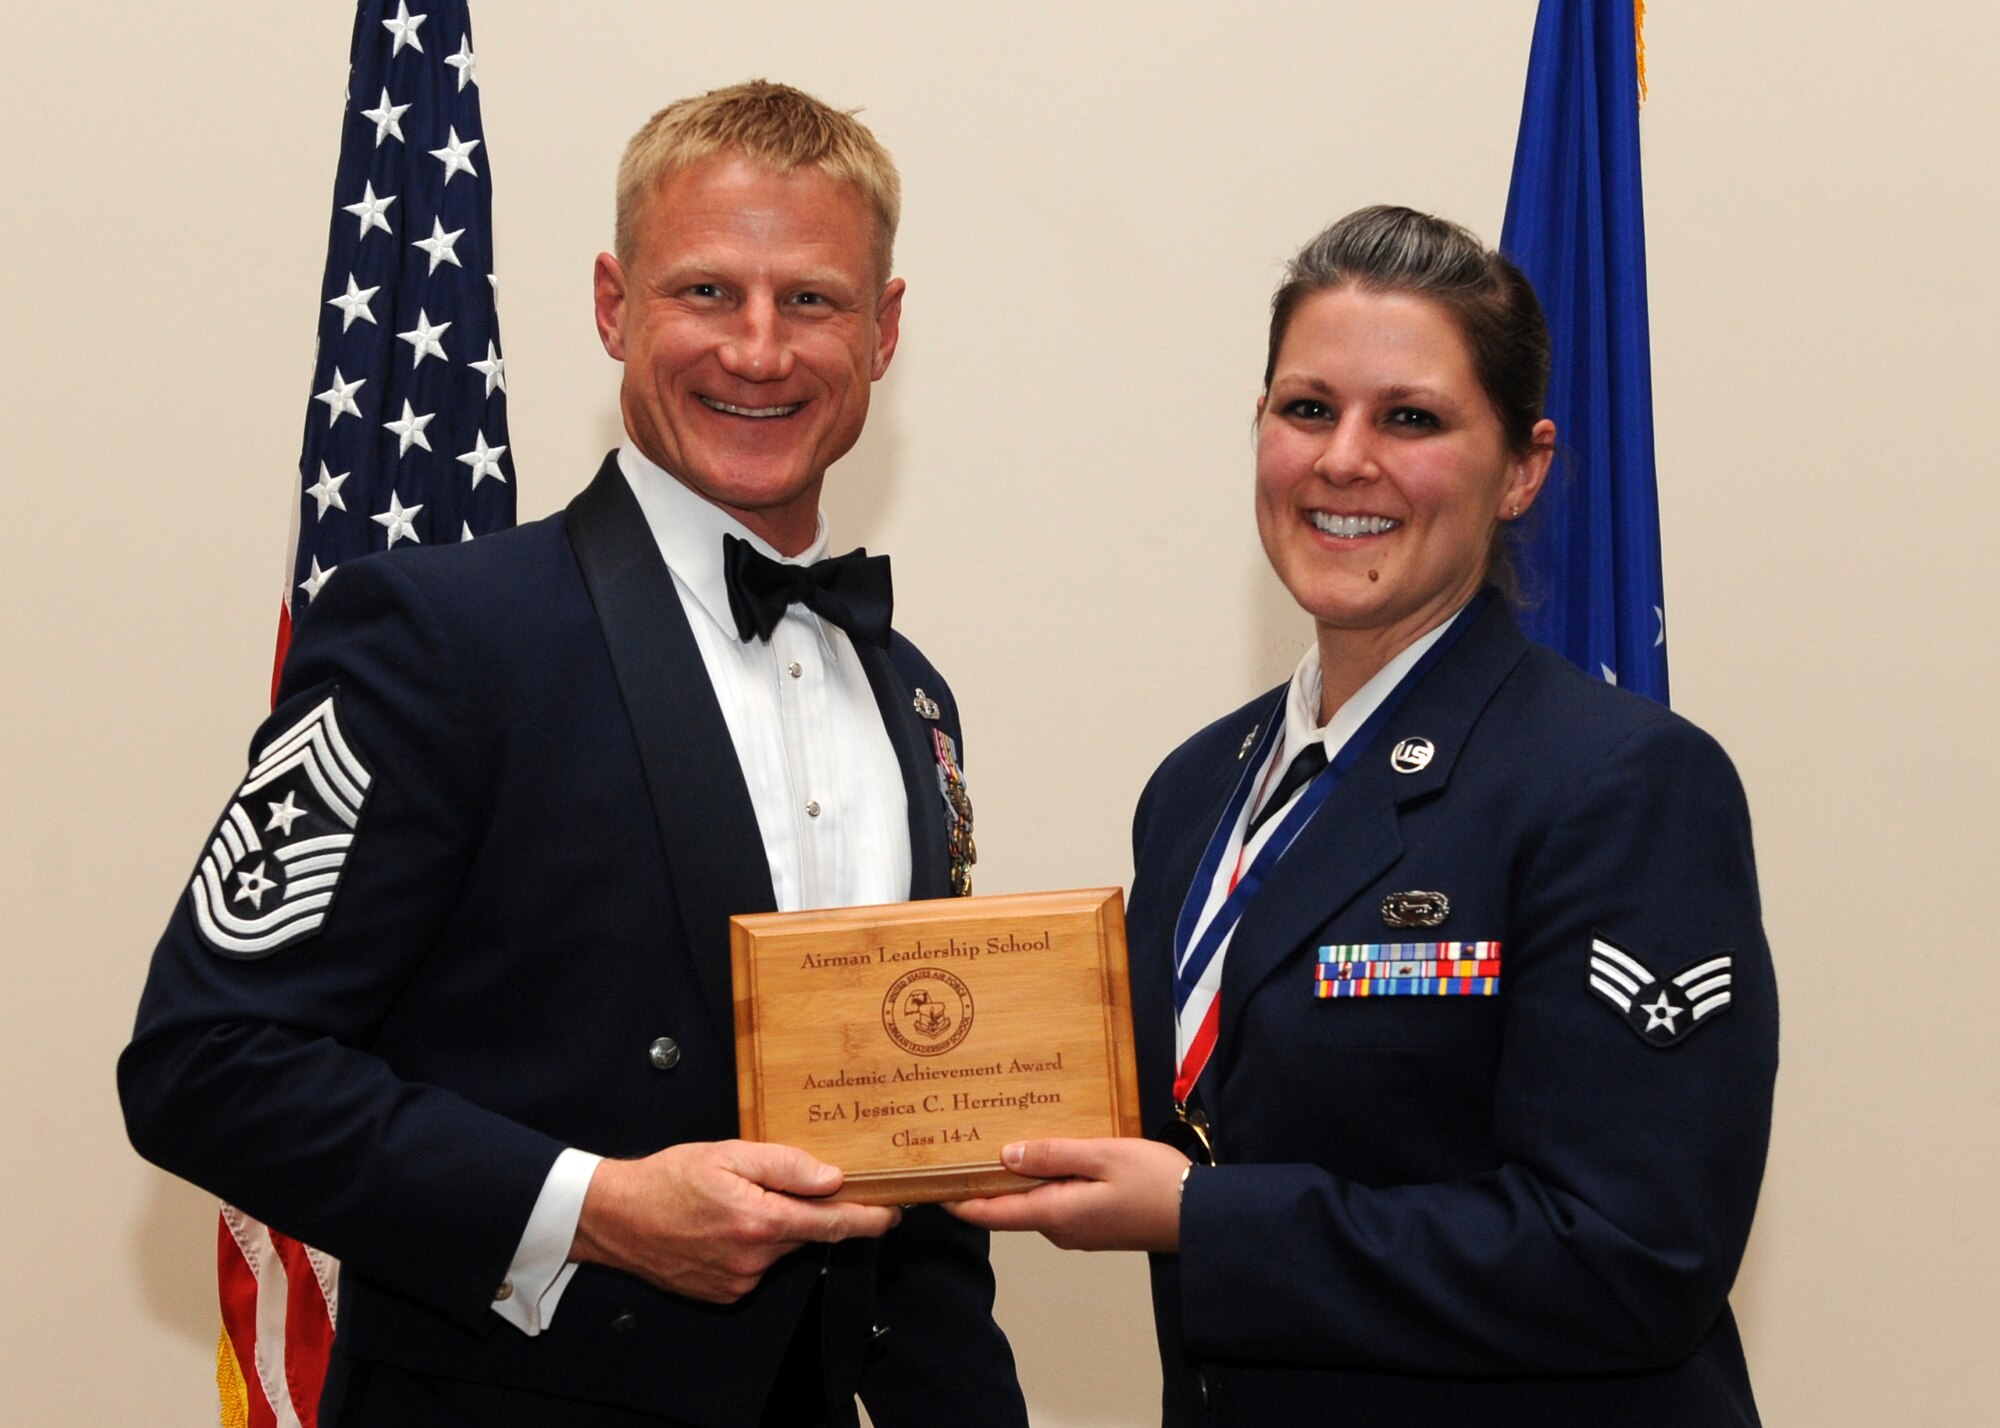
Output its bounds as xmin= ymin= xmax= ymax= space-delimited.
xmin=6 ymin=1 xmax=1993 ymax=1420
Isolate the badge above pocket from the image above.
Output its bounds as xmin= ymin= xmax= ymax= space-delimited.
xmin=1381 ymin=889 xmax=1450 ymax=928
xmin=188 ymin=693 xmax=373 ymax=958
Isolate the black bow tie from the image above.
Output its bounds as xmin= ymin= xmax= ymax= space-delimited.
xmin=722 ymin=533 xmax=894 ymax=648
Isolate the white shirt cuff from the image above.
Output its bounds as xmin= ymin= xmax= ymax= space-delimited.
xmin=490 ymin=1148 xmax=602 ymax=1335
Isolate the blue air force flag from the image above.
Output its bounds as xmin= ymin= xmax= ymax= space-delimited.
xmin=1500 ymin=0 xmax=1669 ymax=705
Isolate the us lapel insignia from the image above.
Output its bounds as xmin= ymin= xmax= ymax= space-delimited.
xmin=188 ymin=693 xmax=373 ymax=959
xmin=1237 ymin=725 xmax=1260 ymax=761
xmin=912 ymin=687 xmax=941 ymax=721
xmin=1381 ymin=890 xmax=1450 ymax=928
xmin=1587 ymin=934 xmax=1734 ymax=1048
xmin=932 ymin=728 xmax=977 ymax=896
xmin=1316 ymin=942 xmax=1501 ymax=997
xmin=1389 ymin=736 xmax=1435 ymax=773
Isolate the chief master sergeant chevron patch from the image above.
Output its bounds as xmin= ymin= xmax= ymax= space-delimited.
xmin=188 ymin=693 xmax=373 ymax=959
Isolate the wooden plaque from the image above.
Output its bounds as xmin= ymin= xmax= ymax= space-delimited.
xmin=731 ymin=888 xmax=1140 ymax=1204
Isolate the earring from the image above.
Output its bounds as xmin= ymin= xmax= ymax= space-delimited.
xmin=1509 ymin=504 xmax=1521 ymax=518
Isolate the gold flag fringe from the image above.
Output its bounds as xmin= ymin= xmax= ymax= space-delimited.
xmin=217 ymin=1323 xmax=250 ymax=1428
xmin=1636 ymin=0 xmax=1649 ymax=102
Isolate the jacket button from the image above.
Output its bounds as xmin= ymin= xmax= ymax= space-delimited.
xmin=870 ymin=1323 xmax=891 ymax=1342
xmin=493 ymin=1280 xmax=513 ymax=1302
xmin=648 ymin=1037 xmax=681 ymax=1071
xmin=611 ymin=1311 xmax=640 ymax=1333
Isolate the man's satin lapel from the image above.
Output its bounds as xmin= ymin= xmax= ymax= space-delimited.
xmin=1214 ymin=601 xmax=1531 ymax=1075
xmin=565 ymin=455 xmax=776 ymax=1044
xmin=857 ymin=642 xmax=951 ymax=900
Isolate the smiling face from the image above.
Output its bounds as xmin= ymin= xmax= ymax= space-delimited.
xmin=593 ymin=153 xmax=904 ymax=554
xmin=1255 ymin=285 xmax=1553 ymax=673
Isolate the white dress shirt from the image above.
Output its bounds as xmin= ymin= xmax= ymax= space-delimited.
xmin=492 ymin=446 xmax=912 ymax=1333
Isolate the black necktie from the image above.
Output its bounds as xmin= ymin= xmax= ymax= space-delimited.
xmin=722 ymin=533 xmax=894 ymax=648
xmin=1246 ymin=742 xmax=1329 ymax=839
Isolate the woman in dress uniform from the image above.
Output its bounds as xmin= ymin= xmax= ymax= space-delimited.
xmin=954 ymin=207 xmax=1776 ymax=1426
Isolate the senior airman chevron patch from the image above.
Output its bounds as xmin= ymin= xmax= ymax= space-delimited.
xmin=189 ymin=693 xmax=373 ymax=958
xmin=1587 ymin=934 xmax=1734 ymax=1047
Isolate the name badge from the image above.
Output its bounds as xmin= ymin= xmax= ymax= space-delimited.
xmin=1315 ymin=942 xmax=1502 ymax=998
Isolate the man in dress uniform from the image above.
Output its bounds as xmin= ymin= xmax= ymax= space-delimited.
xmin=120 ymin=81 xmax=1025 ymax=1428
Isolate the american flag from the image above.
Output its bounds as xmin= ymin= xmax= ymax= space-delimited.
xmin=223 ymin=4 xmax=514 ymax=1424
xmin=273 ymin=0 xmax=516 ymax=687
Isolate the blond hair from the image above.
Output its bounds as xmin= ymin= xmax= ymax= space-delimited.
xmin=615 ymin=80 xmax=901 ymax=283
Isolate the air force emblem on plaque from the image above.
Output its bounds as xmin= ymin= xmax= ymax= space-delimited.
xmin=189 ymin=694 xmax=373 ymax=958
xmin=1587 ymin=934 xmax=1734 ymax=1048
xmin=932 ymin=728 xmax=976 ymax=897
xmin=883 ymin=967 xmax=975 ymax=1056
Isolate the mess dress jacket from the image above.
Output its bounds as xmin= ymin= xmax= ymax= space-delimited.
xmin=119 ymin=456 xmax=1025 ymax=1428
xmin=1128 ymin=597 xmax=1776 ymax=1427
